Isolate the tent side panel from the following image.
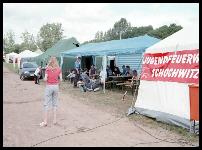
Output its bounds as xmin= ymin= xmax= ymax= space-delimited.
xmin=135 ymin=107 xmax=191 ymax=129
xmin=95 ymin=56 xmax=103 ymax=71
xmin=62 ymin=56 xmax=75 ymax=74
xmin=135 ymin=80 xmax=190 ymax=120
xmin=117 ymin=53 xmax=143 ymax=74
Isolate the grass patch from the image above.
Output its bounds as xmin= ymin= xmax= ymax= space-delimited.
xmin=3 ymin=62 xmax=19 ymax=74
xmin=59 ymin=81 xmax=134 ymax=117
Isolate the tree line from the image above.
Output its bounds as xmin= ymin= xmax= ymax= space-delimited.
xmin=3 ymin=23 xmax=64 ymax=54
xmin=3 ymin=18 xmax=182 ymax=54
xmin=83 ymin=18 xmax=182 ymax=44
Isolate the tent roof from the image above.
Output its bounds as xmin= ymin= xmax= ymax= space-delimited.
xmin=35 ymin=37 xmax=79 ymax=60
xmin=61 ymin=35 xmax=160 ymax=57
xmin=34 ymin=49 xmax=43 ymax=55
xmin=146 ymin=24 xmax=199 ymax=53
xmin=18 ymin=50 xmax=39 ymax=58
xmin=7 ymin=52 xmax=18 ymax=55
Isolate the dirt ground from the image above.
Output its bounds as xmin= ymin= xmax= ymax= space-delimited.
xmin=3 ymin=65 xmax=199 ymax=147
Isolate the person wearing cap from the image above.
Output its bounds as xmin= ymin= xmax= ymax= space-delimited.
xmin=74 ymin=56 xmax=81 ymax=74
xmin=73 ymin=56 xmax=81 ymax=87
xmin=34 ymin=65 xmax=42 ymax=84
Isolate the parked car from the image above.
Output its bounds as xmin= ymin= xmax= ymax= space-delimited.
xmin=19 ymin=62 xmax=38 ymax=80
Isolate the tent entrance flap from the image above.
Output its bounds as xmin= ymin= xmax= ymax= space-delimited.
xmin=110 ymin=59 xmax=115 ymax=72
xmin=81 ymin=56 xmax=93 ymax=70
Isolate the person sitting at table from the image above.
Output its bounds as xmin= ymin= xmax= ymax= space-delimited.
xmin=113 ymin=64 xmax=121 ymax=76
xmin=132 ymin=69 xmax=138 ymax=79
xmin=89 ymin=64 xmax=97 ymax=78
xmin=66 ymin=69 xmax=76 ymax=84
xmin=122 ymin=65 xmax=126 ymax=75
xmin=87 ymin=75 xmax=100 ymax=92
xmin=80 ymin=69 xmax=92 ymax=91
xmin=125 ymin=65 xmax=132 ymax=76
xmin=80 ymin=71 xmax=100 ymax=92
xmin=106 ymin=65 xmax=113 ymax=77
xmin=80 ymin=68 xmax=90 ymax=84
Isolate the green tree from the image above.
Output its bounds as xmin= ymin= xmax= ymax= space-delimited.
xmin=94 ymin=31 xmax=100 ymax=42
xmin=148 ymin=24 xmax=182 ymax=39
xmin=113 ymin=18 xmax=131 ymax=40
xmin=3 ymin=38 xmax=7 ymax=52
xmin=13 ymin=44 xmax=21 ymax=54
xmin=167 ymin=23 xmax=183 ymax=37
xmin=36 ymin=33 xmax=44 ymax=51
xmin=38 ymin=23 xmax=64 ymax=51
xmin=99 ymin=31 xmax=104 ymax=41
xmin=94 ymin=31 xmax=104 ymax=42
xmin=81 ymin=18 xmax=182 ymax=44
xmin=20 ymin=31 xmax=37 ymax=51
xmin=3 ymin=30 xmax=15 ymax=53
xmin=103 ymin=31 xmax=108 ymax=41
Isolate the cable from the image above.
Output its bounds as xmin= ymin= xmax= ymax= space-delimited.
xmin=131 ymin=115 xmax=197 ymax=147
xmin=31 ymin=115 xmax=125 ymax=147
xmin=3 ymin=99 xmax=41 ymax=104
xmin=32 ymin=114 xmax=196 ymax=147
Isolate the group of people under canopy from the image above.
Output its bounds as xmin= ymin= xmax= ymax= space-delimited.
xmin=106 ymin=64 xmax=137 ymax=77
xmin=66 ymin=56 xmax=138 ymax=92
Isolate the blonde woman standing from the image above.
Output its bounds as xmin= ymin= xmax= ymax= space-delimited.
xmin=40 ymin=57 xmax=62 ymax=127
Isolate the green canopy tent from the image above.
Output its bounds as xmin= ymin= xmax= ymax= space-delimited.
xmin=29 ymin=37 xmax=79 ymax=76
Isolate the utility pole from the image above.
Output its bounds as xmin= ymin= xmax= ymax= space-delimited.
xmin=33 ymin=36 xmax=40 ymax=50
xmin=120 ymin=31 xmax=122 ymax=40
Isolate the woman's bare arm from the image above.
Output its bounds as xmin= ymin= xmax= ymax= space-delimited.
xmin=44 ymin=74 xmax=48 ymax=81
xmin=60 ymin=72 xmax=63 ymax=82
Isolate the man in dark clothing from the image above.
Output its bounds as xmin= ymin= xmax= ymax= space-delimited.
xmin=122 ymin=65 xmax=126 ymax=75
xmin=89 ymin=64 xmax=96 ymax=78
xmin=73 ymin=56 xmax=81 ymax=87
xmin=106 ymin=65 xmax=113 ymax=77
xmin=113 ymin=65 xmax=121 ymax=76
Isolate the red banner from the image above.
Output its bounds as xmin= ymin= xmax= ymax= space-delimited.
xmin=141 ymin=49 xmax=199 ymax=84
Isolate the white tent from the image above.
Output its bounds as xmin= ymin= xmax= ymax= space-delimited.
xmin=18 ymin=50 xmax=39 ymax=58
xmin=16 ymin=50 xmax=39 ymax=68
xmin=134 ymin=24 xmax=199 ymax=129
xmin=34 ymin=49 xmax=43 ymax=55
xmin=5 ymin=52 xmax=18 ymax=63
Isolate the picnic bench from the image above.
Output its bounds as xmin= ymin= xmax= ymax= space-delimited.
xmin=105 ymin=75 xmax=133 ymax=90
xmin=105 ymin=80 xmax=124 ymax=90
xmin=116 ymin=77 xmax=140 ymax=95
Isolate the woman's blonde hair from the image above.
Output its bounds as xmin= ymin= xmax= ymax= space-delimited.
xmin=47 ymin=56 xmax=59 ymax=69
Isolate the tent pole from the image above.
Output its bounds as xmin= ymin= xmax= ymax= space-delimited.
xmin=60 ymin=55 xmax=64 ymax=79
xmin=102 ymin=55 xmax=107 ymax=93
xmin=13 ymin=56 xmax=15 ymax=68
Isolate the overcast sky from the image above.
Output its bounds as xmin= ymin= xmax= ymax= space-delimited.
xmin=3 ymin=3 xmax=199 ymax=44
